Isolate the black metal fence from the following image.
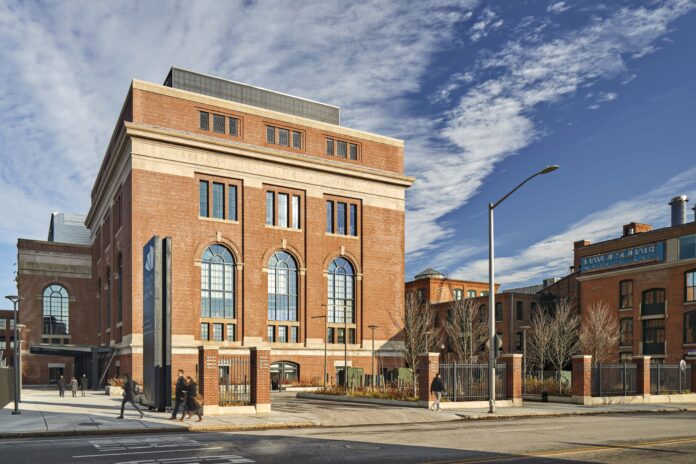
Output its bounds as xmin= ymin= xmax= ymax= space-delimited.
xmin=591 ymin=363 xmax=637 ymax=397
xmin=438 ymin=363 xmax=507 ymax=401
xmin=650 ymin=364 xmax=692 ymax=394
xmin=218 ymin=355 xmax=250 ymax=405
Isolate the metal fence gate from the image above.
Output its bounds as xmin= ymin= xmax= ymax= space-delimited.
xmin=218 ymin=355 xmax=250 ymax=405
xmin=591 ymin=363 xmax=637 ymax=397
xmin=438 ymin=363 xmax=507 ymax=401
xmin=650 ymin=364 xmax=692 ymax=394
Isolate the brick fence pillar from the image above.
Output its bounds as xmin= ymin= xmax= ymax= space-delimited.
xmin=251 ymin=347 xmax=271 ymax=413
xmin=500 ymin=354 xmax=523 ymax=406
xmin=198 ymin=346 xmax=219 ymax=413
xmin=633 ymin=356 xmax=651 ymax=396
xmin=418 ymin=352 xmax=440 ymax=407
xmin=571 ymin=355 xmax=592 ymax=405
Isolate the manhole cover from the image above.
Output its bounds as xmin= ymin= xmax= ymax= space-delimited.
xmin=78 ymin=422 xmax=102 ymax=426
xmin=345 ymin=444 xmax=381 ymax=450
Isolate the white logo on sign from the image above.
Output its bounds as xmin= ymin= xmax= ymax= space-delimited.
xmin=145 ymin=245 xmax=154 ymax=272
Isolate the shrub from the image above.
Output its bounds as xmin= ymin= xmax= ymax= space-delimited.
xmin=316 ymin=384 xmax=418 ymax=402
xmin=524 ymin=377 xmax=571 ymax=396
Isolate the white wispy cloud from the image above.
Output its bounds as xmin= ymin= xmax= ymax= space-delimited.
xmin=469 ymin=7 xmax=504 ymax=42
xmin=405 ymin=0 xmax=696 ymax=257
xmin=547 ymin=2 xmax=570 ymax=14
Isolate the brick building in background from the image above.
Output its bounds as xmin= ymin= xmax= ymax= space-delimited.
xmin=575 ymin=196 xmax=696 ymax=364
xmin=15 ymin=67 xmax=413 ymax=387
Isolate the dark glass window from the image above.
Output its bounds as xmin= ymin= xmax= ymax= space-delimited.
xmin=686 ymin=270 xmax=696 ymax=302
xmin=337 ymin=202 xmax=346 ymax=234
xmin=620 ymin=317 xmax=633 ymax=346
xmin=516 ymin=301 xmax=524 ymax=321
xmin=349 ymin=328 xmax=356 ymax=344
xmin=267 ymin=325 xmax=275 ymax=342
xmin=229 ymin=117 xmax=239 ymax=136
xmin=201 ymin=323 xmax=209 ymax=341
xmin=199 ymin=111 xmax=209 ymax=130
xmin=326 ymin=138 xmax=334 ymax=155
xmin=212 ymin=182 xmax=224 ymax=219
xmin=326 ymin=201 xmax=334 ymax=233
xmin=327 ymin=327 xmax=335 ymax=344
xmin=515 ymin=332 xmax=523 ymax=351
xmin=199 ymin=181 xmax=209 ymax=217
xmin=106 ymin=267 xmax=111 ymax=327
xmin=685 ymin=311 xmax=696 ymax=344
xmin=680 ymin=235 xmax=696 ymax=260
xmin=643 ymin=319 xmax=665 ymax=348
xmin=478 ymin=305 xmax=486 ymax=323
xmin=290 ymin=326 xmax=298 ymax=343
xmin=328 ymin=257 xmax=355 ymax=324
xmin=337 ymin=140 xmax=347 ymax=158
xmin=228 ymin=185 xmax=237 ymax=221
xmin=212 ymin=323 xmax=223 ymax=341
xmin=213 ymin=114 xmax=225 ymax=133
xmin=227 ymin=323 xmax=235 ymax=342
xmin=620 ymin=280 xmax=633 ymax=309
xmin=278 ymin=128 xmax=289 ymax=146
xmin=117 ymin=254 xmax=123 ymax=322
xmin=349 ymin=143 xmax=358 ymax=160
xmin=201 ymin=245 xmax=235 ymax=319
xmin=266 ymin=191 xmax=275 ymax=225
xmin=266 ymin=126 xmax=275 ymax=144
xmin=278 ymin=326 xmax=288 ymax=343
xmin=268 ymin=251 xmax=298 ymax=321
xmin=337 ymin=328 xmax=345 ymax=344
xmin=292 ymin=131 xmax=301 ymax=148
xmin=43 ymin=284 xmax=69 ymax=335
xmin=495 ymin=302 xmax=503 ymax=321
xmin=349 ymin=204 xmax=357 ymax=236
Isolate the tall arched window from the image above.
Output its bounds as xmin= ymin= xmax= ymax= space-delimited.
xmin=201 ymin=244 xmax=235 ymax=318
xmin=43 ymin=284 xmax=69 ymax=335
xmin=268 ymin=251 xmax=298 ymax=321
xmin=328 ymin=257 xmax=354 ymax=323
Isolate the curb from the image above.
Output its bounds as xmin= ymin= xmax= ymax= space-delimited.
xmin=456 ymin=406 xmax=696 ymax=421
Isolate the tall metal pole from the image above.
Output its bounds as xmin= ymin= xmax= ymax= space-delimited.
xmin=488 ymin=203 xmax=496 ymax=414
xmin=6 ymin=296 xmax=20 ymax=415
xmin=344 ymin=308 xmax=348 ymax=393
xmin=369 ymin=325 xmax=378 ymax=392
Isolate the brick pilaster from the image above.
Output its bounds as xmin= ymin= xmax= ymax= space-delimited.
xmin=633 ymin=356 xmax=651 ymax=396
xmin=251 ymin=347 xmax=271 ymax=413
xmin=198 ymin=346 xmax=219 ymax=407
xmin=418 ymin=352 xmax=440 ymax=406
xmin=571 ymin=355 xmax=592 ymax=404
xmin=500 ymin=354 xmax=522 ymax=406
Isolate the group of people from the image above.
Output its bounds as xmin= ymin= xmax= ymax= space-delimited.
xmin=170 ymin=370 xmax=203 ymax=422
xmin=56 ymin=374 xmax=88 ymax=397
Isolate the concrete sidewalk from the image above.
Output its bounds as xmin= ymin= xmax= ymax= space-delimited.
xmin=2 ymin=388 xmax=695 ymax=438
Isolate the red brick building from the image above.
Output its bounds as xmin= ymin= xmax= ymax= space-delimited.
xmin=16 ymin=68 xmax=413 ymax=387
xmin=575 ymin=196 xmax=696 ymax=363
xmin=405 ymin=268 xmax=497 ymax=305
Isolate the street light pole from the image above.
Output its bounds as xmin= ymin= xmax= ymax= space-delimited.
xmin=312 ymin=313 xmax=328 ymax=388
xmin=5 ymin=295 xmax=22 ymax=415
xmin=368 ymin=325 xmax=378 ymax=391
xmin=521 ymin=325 xmax=531 ymax=397
xmin=487 ymin=165 xmax=558 ymax=414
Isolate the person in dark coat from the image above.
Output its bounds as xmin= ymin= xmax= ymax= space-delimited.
xmin=117 ymin=374 xmax=144 ymax=419
xmin=169 ymin=370 xmax=187 ymax=420
xmin=79 ymin=374 xmax=88 ymax=397
xmin=430 ymin=373 xmax=446 ymax=411
xmin=57 ymin=375 xmax=66 ymax=397
xmin=182 ymin=375 xmax=202 ymax=422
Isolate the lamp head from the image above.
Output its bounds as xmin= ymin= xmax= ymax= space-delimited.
xmin=539 ymin=165 xmax=559 ymax=175
xmin=4 ymin=295 xmax=20 ymax=304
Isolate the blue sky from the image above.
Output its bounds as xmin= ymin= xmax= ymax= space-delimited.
xmin=0 ymin=0 xmax=695 ymax=303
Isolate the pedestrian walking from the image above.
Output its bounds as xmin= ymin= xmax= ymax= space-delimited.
xmin=182 ymin=376 xmax=202 ymax=422
xmin=117 ymin=374 xmax=144 ymax=419
xmin=79 ymin=374 xmax=88 ymax=397
xmin=70 ymin=376 xmax=78 ymax=397
xmin=169 ymin=370 xmax=187 ymax=420
xmin=57 ymin=375 xmax=66 ymax=397
xmin=430 ymin=373 xmax=445 ymax=411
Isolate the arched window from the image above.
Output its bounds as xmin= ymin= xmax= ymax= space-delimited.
xmin=328 ymin=257 xmax=355 ymax=323
xmin=117 ymin=254 xmax=123 ymax=322
xmin=105 ymin=267 xmax=111 ymax=327
xmin=268 ymin=251 xmax=297 ymax=321
xmin=201 ymin=244 xmax=235 ymax=318
xmin=43 ymin=284 xmax=69 ymax=335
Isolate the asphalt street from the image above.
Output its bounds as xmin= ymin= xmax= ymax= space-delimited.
xmin=1 ymin=411 xmax=695 ymax=463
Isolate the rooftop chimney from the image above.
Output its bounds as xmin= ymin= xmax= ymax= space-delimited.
xmin=622 ymin=222 xmax=652 ymax=237
xmin=669 ymin=195 xmax=689 ymax=227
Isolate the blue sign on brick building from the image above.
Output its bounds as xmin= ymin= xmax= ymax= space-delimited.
xmin=581 ymin=242 xmax=664 ymax=272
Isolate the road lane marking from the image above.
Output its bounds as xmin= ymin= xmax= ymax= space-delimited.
xmin=73 ymin=446 xmax=223 ymax=458
xmin=114 ymin=455 xmax=254 ymax=464
xmin=492 ymin=427 xmax=560 ymax=433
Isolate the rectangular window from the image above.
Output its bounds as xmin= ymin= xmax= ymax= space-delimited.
xmin=337 ymin=328 xmax=345 ymax=344
xmin=199 ymin=181 xmax=209 ymax=217
xmin=266 ymin=191 xmax=275 ymax=225
xmin=266 ymin=126 xmax=275 ymax=144
xmin=213 ymin=114 xmax=225 ymax=133
xmin=326 ymin=201 xmax=334 ymax=233
xmin=515 ymin=332 xmax=523 ymax=351
xmin=686 ymin=270 xmax=696 ymax=302
xmin=516 ymin=302 xmax=524 ymax=321
xmin=267 ymin=325 xmax=275 ymax=342
xmin=228 ymin=185 xmax=237 ymax=221
xmin=212 ymin=182 xmax=224 ymax=219
xmin=212 ymin=323 xmax=223 ymax=341
xmin=495 ymin=303 xmax=503 ymax=321
xmin=685 ymin=311 xmax=696 ymax=344
xmin=290 ymin=326 xmax=298 ymax=343
xmin=229 ymin=117 xmax=239 ymax=136
xmin=337 ymin=140 xmax=347 ymax=158
xmin=337 ymin=202 xmax=346 ymax=234
xmin=291 ymin=195 xmax=300 ymax=229
xmin=467 ymin=290 xmax=477 ymax=298
xmin=348 ymin=328 xmax=356 ymax=344
xmin=620 ymin=280 xmax=633 ymax=309
xmin=199 ymin=111 xmax=209 ymax=130
xmin=292 ymin=131 xmax=301 ymax=148
xmin=201 ymin=323 xmax=209 ymax=341
xmin=226 ymin=324 xmax=235 ymax=342
xmin=278 ymin=193 xmax=288 ymax=228
xmin=278 ymin=326 xmax=288 ymax=343
xmin=326 ymin=138 xmax=334 ymax=155
xmin=643 ymin=319 xmax=665 ymax=344
xmin=349 ymin=204 xmax=357 ymax=236
xmin=327 ymin=327 xmax=335 ymax=344
xmin=278 ymin=128 xmax=289 ymax=146
xmin=620 ymin=317 xmax=633 ymax=346
xmin=349 ymin=143 xmax=358 ymax=160
xmin=680 ymin=235 xmax=696 ymax=260
xmin=453 ymin=289 xmax=463 ymax=301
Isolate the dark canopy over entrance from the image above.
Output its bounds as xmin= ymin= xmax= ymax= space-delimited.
xmin=29 ymin=344 xmax=113 ymax=390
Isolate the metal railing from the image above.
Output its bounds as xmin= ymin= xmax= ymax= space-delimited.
xmin=650 ymin=364 xmax=691 ymax=394
xmin=218 ymin=355 xmax=250 ymax=405
xmin=592 ymin=363 xmax=637 ymax=397
xmin=439 ymin=363 xmax=507 ymax=401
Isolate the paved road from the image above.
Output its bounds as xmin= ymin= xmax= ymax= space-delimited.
xmin=2 ymin=412 xmax=696 ymax=463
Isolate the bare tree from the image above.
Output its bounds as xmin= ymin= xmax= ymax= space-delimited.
xmin=580 ymin=300 xmax=620 ymax=364
xmin=392 ymin=291 xmax=442 ymax=395
xmin=528 ymin=307 xmax=553 ymax=377
xmin=548 ymin=298 xmax=580 ymax=386
xmin=443 ymin=298 xmax=489 ymax=364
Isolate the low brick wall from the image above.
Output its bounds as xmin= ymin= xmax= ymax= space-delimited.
xmin=0 ymin=368 xmax=13 ymax=409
